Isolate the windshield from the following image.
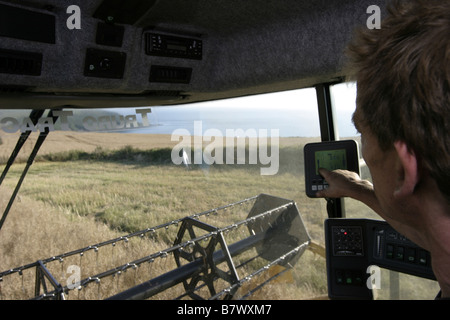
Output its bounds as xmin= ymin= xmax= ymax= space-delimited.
xmin=330 ymin=82 xmax=440 ymax=299
xmin=0 ymin=84 xmax=439 ymax=300
xmin=0 ymin=88 xmax=329 ymax=299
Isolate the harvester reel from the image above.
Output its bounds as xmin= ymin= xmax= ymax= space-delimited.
xmin=0 ymin=194 xmax=311 ymax=300
xmin=246 ymin=194 xmax=310 ymax=268
xmin=174 ymin=218 xmax=239 ymax=300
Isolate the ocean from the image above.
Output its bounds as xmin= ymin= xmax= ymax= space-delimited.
xmin=0 ymin=86 xmax=357 ymax=138
xmin=117 ymin=105 xmax=321 ymax=137
xmin=114 ymin=85 xmax=358 ymax=138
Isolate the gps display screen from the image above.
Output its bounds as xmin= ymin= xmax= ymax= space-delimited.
xmin=304 ymin=140 xmax=359 ymax=198
xmin=314 ymin=149 xmax=347 ymax=175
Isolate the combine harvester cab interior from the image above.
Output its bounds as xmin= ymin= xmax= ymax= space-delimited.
xmin=0 ymin=0 xmax=442 ymax=301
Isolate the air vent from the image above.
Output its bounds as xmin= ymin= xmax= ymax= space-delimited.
xmin=93 ymin=0 xmax=157 ymax=25
xmin=0 ymin=49 xmax=42 ymax=76
xmin=149 ymin=65 xmax=192 ymax=84
xmin=0 ymin=4 xmax=55 ymax=44
xmin=96 ymin=22 xmax=124 ymax=47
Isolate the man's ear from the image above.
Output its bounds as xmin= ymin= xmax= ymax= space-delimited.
xmin=393 ymin=141 xmax=419 ymax=198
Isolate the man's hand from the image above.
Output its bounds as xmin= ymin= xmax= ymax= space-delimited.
xmin=315 ymin=168 xmax=366 ymax=199
xmin=316 ymin=168 xmax=384 ymax=218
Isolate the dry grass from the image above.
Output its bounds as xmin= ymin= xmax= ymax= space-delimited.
xmin=0 ymin=131 xmax=312 ymax=162
xmin=2 ymin=131 xmax=437 ymax=300
xmin=0 ymin=186 xmax=326 ymax=300
xmin=0 ymin=131 xmax=180 ymax=164
xmin=0 ymin=131 xmax=329 ymax=300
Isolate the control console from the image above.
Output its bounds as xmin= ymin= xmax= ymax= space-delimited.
xmin=325 ymin=218 xmax=435 ymax=299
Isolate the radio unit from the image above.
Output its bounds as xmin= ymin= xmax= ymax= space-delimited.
xmin=145 ymin=33 xmax=202 ymax=60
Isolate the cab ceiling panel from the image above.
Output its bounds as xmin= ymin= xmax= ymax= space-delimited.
xmin=0 ymin=0 xmax=387 ymax=109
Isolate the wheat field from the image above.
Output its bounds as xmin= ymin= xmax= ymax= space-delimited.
xmin=0 ymin=131 xmax=330 ymax=300
xmin=0 ymin=131 xmax=439 ymax=300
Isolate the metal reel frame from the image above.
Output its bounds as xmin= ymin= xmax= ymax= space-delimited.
xmin=173 ymin=217 xmax=240 ymax=300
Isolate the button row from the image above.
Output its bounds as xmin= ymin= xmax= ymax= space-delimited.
xmin=386 ymin=243 xmax=430 ymax=266
xmin=335 ymin=269 xmax=365 ymax=286
xmin=311 ymin=179 xmax=329 ymax=192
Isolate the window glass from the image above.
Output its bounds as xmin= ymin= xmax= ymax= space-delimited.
xmin=330 ymin=82 xmax=379 ymax=220
xmin=0 ymin=88 xmax=331 ymax=300
xmin=331 ymin=82 xmax=440 ymax=299
xmin=373 ymin=269 xmax=440 ymax=300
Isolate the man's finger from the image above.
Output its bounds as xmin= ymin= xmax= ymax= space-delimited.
xmin=318 ymin=167 xmax=330 ymax=178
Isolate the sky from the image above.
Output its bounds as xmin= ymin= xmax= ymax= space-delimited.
xmin=0 ymin=82 xmax=358 ymax=138
xmin=121 ymin=81 xmax=359 ymax=138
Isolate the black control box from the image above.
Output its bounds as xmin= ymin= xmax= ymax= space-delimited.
xmin=304 ymin=140 xmax=360 ymax=198
xmin=325 ymin=218 xmax=435 ymax=299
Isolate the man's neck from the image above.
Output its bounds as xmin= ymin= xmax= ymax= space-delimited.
xmin=419 ymin=189 xmax=450 ymax=299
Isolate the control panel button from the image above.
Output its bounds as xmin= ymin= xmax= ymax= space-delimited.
xmin=418 ymin=250 xmax=429 ymax=266
xmin=386 ymin=244 xmax=394 ymax=259
xmin=406 ymin=248 xmax=416 ymax=263
xmin=395 ymin=246 xmax=404 ymax=260
xmin=335 ymin=269 xmax=365 ymax=286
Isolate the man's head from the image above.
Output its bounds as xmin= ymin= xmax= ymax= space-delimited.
xmin=348 ymin=0 xmax=449 ymax=202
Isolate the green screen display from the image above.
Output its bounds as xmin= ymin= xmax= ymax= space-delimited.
xmin=315 ymin=149 xmax=347 ymax=174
